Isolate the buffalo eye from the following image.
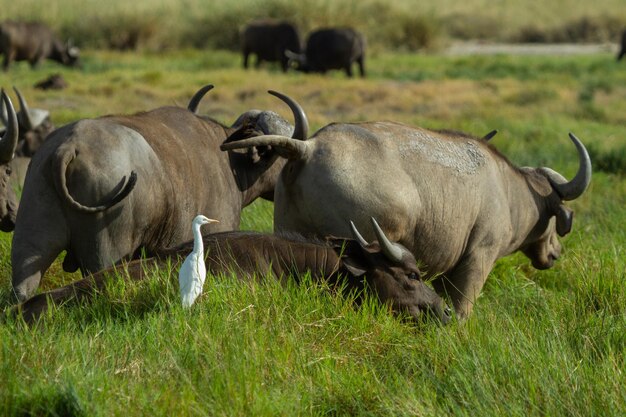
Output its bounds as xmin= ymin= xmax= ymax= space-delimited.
xmin=5 ymin=167 xmax=11 ymax=175
xmin=408 ymin=272 xmax=420 ymax=281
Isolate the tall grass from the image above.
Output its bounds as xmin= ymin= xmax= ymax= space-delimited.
xmin=1 ymin=0 xmax=625 ymax=51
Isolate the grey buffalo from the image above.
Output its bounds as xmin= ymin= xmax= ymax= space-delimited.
xmin=286 ymin=28 xmax=366 ymax=77
xmin=11 ymin=220 xmax=451 ymax=325
xmin=0 ymin=90 xmax=20 ymax=232
xmin=242 ymin=20 xmax=301 ymax=73
xmin=222 ymin=117 xmax=592 ymax=319
xmin=618 ymin=29 xmax=626 ymax=61
xmin=0 ymin=21 xmax=80 ymax=71
xmin=11 ymin=86 xmax=308 ymax=301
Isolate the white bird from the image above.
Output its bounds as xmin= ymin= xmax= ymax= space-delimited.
xmin=179 ymin=215 xmax=219 ymax=308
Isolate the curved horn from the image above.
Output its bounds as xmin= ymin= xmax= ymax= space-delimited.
xmin=349 ymin=220 xmax=369 ymax=248
xmin=0 ymin=90 xmax=19 ymax=163
xmin=542 ymin=133 xmax=592 ymax=201
xmin=187 ymin=84 xmax=214 ymax=114
xmin=268 ymin=90 xmax=309 ymax=140
xmin=0 ymin=88 xmax=7 ymax=126
xmin=482 ymin=130 xmax=498 ymax=141
xmin=221 ymin=135 xmax=309 ymax=160
xmin=13 ymin=86 xmax=35 ymax=131
xmin=370 ymin=217 xmax=403 ymax=263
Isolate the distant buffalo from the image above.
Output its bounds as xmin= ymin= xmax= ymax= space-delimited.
xmin=0 ymin=21 xmax=80 ymax=71
xmin=242 ymin=20 xmax=301 ymax=72
xmin=618 ymin=29 xmax=626 ymax=61
xmin=286 ymin=28 xmax=366 ymax=77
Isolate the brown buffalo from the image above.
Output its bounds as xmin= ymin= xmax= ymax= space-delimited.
xmin=0 ymin=21 xmax=80 ymax=71
xmin=11 ymin=220 xmax=451 ymax=325
xmin=11 ymin=86 xmax=308 ymax=301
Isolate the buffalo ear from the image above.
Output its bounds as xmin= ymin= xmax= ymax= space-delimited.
xmin=556 ymin=205 xmax=573 ymax=237
xmin=331 ymin=239 xmax=370 ymax=277
xmin=342 ymin=257 xmax=367 ymax=277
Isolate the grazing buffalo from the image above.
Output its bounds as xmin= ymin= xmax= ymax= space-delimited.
xmin=222 ymin=116 xmax=592 ymax=319
xmin=617 ymin=29 xmax=626 ymax=61
xmin=286 ymin=28 xmax=366 ymax=77
xmin=0 ymin=21 xmax=80 ymax=71
xmin=11 ymin=86 xmax=308 ymax=301
xmin=0 ymin=91 xmax=20 ymax=232
xmin=11 ymin=220 xmax=451 ymax=325
xmin=242 ymin=20 xmax=301 ymax=72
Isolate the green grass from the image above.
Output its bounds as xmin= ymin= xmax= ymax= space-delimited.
xmin=0 ymin=48 xmax=625 ymax=416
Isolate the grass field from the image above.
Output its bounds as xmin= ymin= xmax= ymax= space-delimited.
xmin=1 ymin=0 xmax=626 ymax=50
xmin=0 ymin=46 xmax=625 ymax=416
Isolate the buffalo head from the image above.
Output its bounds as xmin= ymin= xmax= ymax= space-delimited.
xmin=519 ymin=133 xmax=591 ymax=269
xmin=333 ymin=218 xmax=452 ymax=324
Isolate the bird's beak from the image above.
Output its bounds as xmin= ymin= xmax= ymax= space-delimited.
xmin=206 ymin=219 xmax=219 ymax=224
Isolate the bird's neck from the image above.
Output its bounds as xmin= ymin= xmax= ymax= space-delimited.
xmin=193 ymin=224 xmax=204 ymax=254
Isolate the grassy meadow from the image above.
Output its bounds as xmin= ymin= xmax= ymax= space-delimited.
xmin=0 ymin=28 xmax=625 ymax=417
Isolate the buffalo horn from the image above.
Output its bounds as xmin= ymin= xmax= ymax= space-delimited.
xmin=542 ymin=133 xmax=592 ymax=201
xmin=349 ymin=220 xmax=369 ymax=248
xmin=13 ymin=86 xmax=35 ymax=131
xmin=0 ymin=91 xmax=18 ymax=163
xmin=482 ymin=130 xmax=498 ymax=141
xmin=0 ymin=88 xmax=7 ymax=126
xmin=370 ymin=217 xmax=403 ymax=263
xmin=268 ymin=90 xmax=309 ymax=140
xmin=187 ymin=84 xmax=214 ymax=114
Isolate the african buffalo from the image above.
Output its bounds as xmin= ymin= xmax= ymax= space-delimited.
xmin=0 ymin=21 xmax=80 ymax=71
xmin=286 ymin=28 xmax=366 ymax=77
xmin=11 ymin=220 xmax=451 ymax=325
xmin=222 ymin=117 xmax=592 ymax=319
xmin=617 ymin=29 xmax=626 ymax=61
xmin=0 ymin=90 xmax=20 ymax=232
xmin=242 ymin=20 xmax=301 ymax=72
xmin=11 ymin=86 xmax=308 ymax=301
xmin=1 ymin=87 xmax=55 ymax=157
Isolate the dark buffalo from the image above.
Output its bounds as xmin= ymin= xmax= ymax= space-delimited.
xmin=11 ymin=86 xmax=308 ymax=301
xmin=242 ymin=20 xmax=301 ymax=72
xmin=10 ymin=220 xmax=452 ymax=325
xmin=286 ymin=28 xmax=366 ymax=77
xmin=618 ymin=29 xmax=626 ymax=61
xmin=0 ymin=21 xmax=80 ymax=71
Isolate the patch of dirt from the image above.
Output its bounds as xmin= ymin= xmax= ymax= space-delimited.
xmin=444 ymin=41 xmax=619 ymax=56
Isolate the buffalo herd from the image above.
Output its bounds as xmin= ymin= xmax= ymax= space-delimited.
xmin=0 ymin=17 xmax=603 ymax=326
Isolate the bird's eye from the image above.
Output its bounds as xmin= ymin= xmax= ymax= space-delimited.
xmin=408 ymin=272 xmax=420 ymax=281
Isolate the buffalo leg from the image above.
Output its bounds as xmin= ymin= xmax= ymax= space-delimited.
xmin=243 ymin=52 xmax=249 ymax=69
xmin=432 ymin=252 xmax=495 ymax=320
xmin=357 ymin=56 xmax=365 ymax=77
xmin=11 ymin=205 xmax=69 ymax=301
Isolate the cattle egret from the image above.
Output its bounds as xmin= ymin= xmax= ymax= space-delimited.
xmin=179 ymin=215 xmax=219 ymax=308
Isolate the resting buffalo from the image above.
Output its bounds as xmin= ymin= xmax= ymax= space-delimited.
xmin=286 ymin=28 xmax=366 ymax=77
xmin=242 ymin=20 xmax=301 ymax=72
xmin=0 ymin=90 xmax=20 ymax=232
xmin=0 ymin=21 xmax=80 ymax=71
xmin=618 ymin=29 xmax=626 ymax=61
xmin=222 ymin=114 xmax=592 ymax=319
xmin=11 ymin=86 xmax=308 ymax=301
xmin=11 ymin=220 xmax=451 ymax=325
